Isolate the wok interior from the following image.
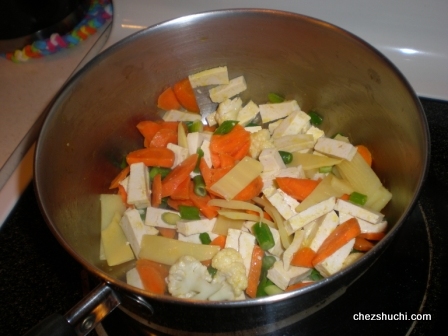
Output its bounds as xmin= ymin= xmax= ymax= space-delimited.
xmin=35 ymin=10 xmax=427 ymax=290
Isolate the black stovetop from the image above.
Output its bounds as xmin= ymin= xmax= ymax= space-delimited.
xmin=1 ymin=98 xmax=446 ymax=336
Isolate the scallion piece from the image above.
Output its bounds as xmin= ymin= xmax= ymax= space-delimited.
xmin=245 ymin=122 xmax=260 ymax=127
xmin=199 ymin=232 xmax=212 ymax=245
xmin=193 ymin=175 xmax=207 ymax=197
xmin=262 ymin=255 xmax=276 ymax=271
xmin=264 ymin=284 xmax=284 ymax=296
xmin=149 ymin=167 xmax=171 ymax=180
xmin=194 ymin=148 xmax=204 ymax=173
xmin=268 ymin=92 xmax=285 ymax=103
xmin=256 ymin=255 xmax=277 ymax=297
xmin=308 ymin=110 xmax=323 ymax=126
xmin=161 ymin=212 xmax=181 ymax=225
xmin=207 ymin=266 xmax=217 ymax=278
xmin=318 ymin=166 xmax=333 ymax=174
xmin=349 ymin=191 xmax=368 ymax=206
xmin=278 ymin=150 xmax=293 ymax=164
xmin=252 ymin=222 xmax=275 ymax=251
xmin=188 ymin=120 xmax=204 ymax=133
xmin=179 ymin=205 xmax=201 ymax=220
xmin=310 ymin=268 xmax=324 ymax=281
xmin=214 ymin=120 xmax=238 ymax=135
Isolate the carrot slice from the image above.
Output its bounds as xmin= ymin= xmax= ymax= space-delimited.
xmin=170 ymin=177 xmax=190 ymax=200
xmin=117 ymin=184 xmax=129 ymax=206
xmin=339 ymin=193 xmax=350 ymax=201
xmin=151 ymin=173 xmax=162 ymax=208
xmin=356 ymin=145 xmax=372 ymax=166
xmin=136 ymin=121 xmax=162 ymax=147
xmin=199 ymin=158 xmax=213 ymax=187
xmin=161 ymin=154 xmax=198 ymax=198
xmin=358 ymin=232 xmax=386 ymax=241
xmin=290 ymin=246 xmax=316 ymax=268
xmin=312 ymin=217 xmax=361 ymax=266
xmin=210 ymin=235 xmax=226 ymax=249
xmin=136 ymin=259 xmax=169 ymax=295
xmin=286 ymin=282 xmax=312 ymax=292
xmin=246 ymin=245 xmax=264 ymax=298
xmin=189 ymin=181 xmax=219 ymax=219
xmin=219 ymin=152 xmax=237 ymax=169
xmin=173 ymin=78 xmax=200 ymax=113
xmin=233 ymin=176 xmax=263 ymax=201
xmin=158 ymin=121 xmax=180 ymax=132
xmin=157 ymin=87 xmax=181 ymax=111
xmin=354 ymin=237 xmax=374 ymax=252
xmin=109 ymin=165 xmax=130 ymax=189
xmin=149 ymin=128 xmax=178 ymax=148
xmin=209 ymin=124 xmax=251 ymax=163
xmin=167 ymin=198 xmax=195 ymax=211
xmin=276 ymin=177 xmax=320 ymax=202
xmin=157 ymin=227 xmax=177 ymax=239
xmin=126 ymin=147 xmax=174 ymax=168
xmin=201 ymin=259 xmax=212 ymax=267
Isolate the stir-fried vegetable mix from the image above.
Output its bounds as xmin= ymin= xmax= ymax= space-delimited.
xmin=100 ymin=66 xmax=392 ymax=300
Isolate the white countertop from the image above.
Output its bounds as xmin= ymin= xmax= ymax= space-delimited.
xmin=1 ymin=0 xmax=447 ymax=226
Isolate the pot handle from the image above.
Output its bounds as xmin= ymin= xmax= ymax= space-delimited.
xmin=24 ymin=282 xmax=121 ymax=336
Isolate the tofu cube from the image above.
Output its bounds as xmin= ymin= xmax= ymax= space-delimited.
xmin=145 ymin=207 xmax=179 ymax=229
xmin=283 ymin=230 xmax=305 ymax=271
xmin=127 ymin=162 xmax=151 ymax=209
xmin=314 ymin=238 xmax=355 ymax=277
xmin=120 ymin=208 xmax=159 ymax=256
xmin=237 ymin=100 xmax=259 ymax=126
xmin=188 ymin=66 xmax=229 ymax=88
xmin=335 ymin=199 xmax=385 ymax=224
xmin=215 ymin=97 xmax=243 ymax=125
xmin=259 ymin=100 xmax=300 ymax=124
xmin=314 ymin=137 xmax=357 ymax=161
xmin=267 ymin=260 xmax=312 ymax=290
xmin=178 ymin=232 xmax=219 ymax=244
xmin=259 ymin=148 xmax=286 ymax=173
xmin=309 ymin=211 xmax=339 ymax=251
xmin=264 ymin=188 xmax=299 ymax=220
xmin=176 ymin=218 xmax=217 ymax=236
xmin=209 ymin=76 xmax=247 ymax=103
xmin=167 ymin=143 xmax=189 ymax=167
xmin=273 ymin=134 xmax=315 ymax=153
xmin=339 ymin=212 xmax=387 ymax=233
xmin=272 ymin=110 xmax=311 ymax=138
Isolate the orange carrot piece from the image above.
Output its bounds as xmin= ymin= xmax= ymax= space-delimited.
xmin=136 ymin=259 xmax=169 ymax=295
xmin=173 ymin=78 xmax=200 ymax=113
xmin=199 ymin=158 xmax=213 ymax=187
xmin=290 ymin=247 xmax=316 ymax=268
xmin=158 ymin=121 xmax=180 ymax=132
xmin=339 ymin=193 xmax=350 ymax=201
xmin=201 ymin=259 xmax=212 ymax=267
xmin=170 ymin=177 xmax=190 ymax=200
xmin=157 ymin=87 xmax=181 ymax=111
xmin=149 ymin=128 xmax=178 ymax=148
xmin=166 ymin=198 xmax=195 ymax=211
xmin=276 ymin=177 xmax=320 ymax=202
xmin=286 ymin=282 xmax=312 ymax=292
xmin=210 ymin=124 xmax=251 ymax=161
xmin=312 ymin=218 xmax=361 ymax=266
xmin=233 ymin=176 xmax=263 ymax=201
xmin=358 ymin=232 xmax=386 ymax=241
xmin=117 ymin=184 xmax=128 ymax=206
xmin=151 ymin=173 xmax=162 ymax=208
xmin=109 ymin=165 xmax=130 ymax=189
xmin=219 ymin=152 xmax=237 ymax=169
xmin=356 ymin=145 xmax=373 ymax=166
xmin=203 ymin=125 xmax=217 ymax=132
xmin=354 ymin=237 xmax=374 ymax=251
xmin=161 ymin=154 xmax=198 ymax=198
xmin=246 ymin=245 xmax=264 ymax=298
xmin=157 ymin=227 xmax=177 ymax=239
xmin=210 ymin=235 xmax=226 ymax=249
xmin=126 ymin=147 xmax=174 ymax=168
xmin=189 ymin=181 xmax=219 ymax=219
xmin=211 ymin=152 xmax=221 ymax=169
xmin=232 ymin=140 xmax=251 ymax=161
xmin=136 ymin=120 xmax=162 ymax=147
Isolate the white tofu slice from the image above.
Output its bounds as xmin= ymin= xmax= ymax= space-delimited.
xmin=120 ymin=208 xmax=159 ymax=256
xmin=268 ymin=119 xmax=283 ymax=134
xmin=238 ymin=231 xmax=256 ymax=277
xmin=145 ymin=207 xmax=179 ymax=229
xmin=283 ymin=230 xmax=305 ymax=271
xmin=335 ymin=199 xmax=385 ymax=224
xmin=276 ymin=166 xmax=306 ymax=179
xmin=267 ymin=260 xmax=312 ymax=290
xmin=126 ymin=268 xmax=144 ymax=290
xmin=273 ymin=134 xmax=315 ymax=153
xmin=237 ymin=100 xmax=259 ymax=126
xmin=338 ymin=212 xmax=387 ymax=233
xmin=176 ymin=218 xmax=217 ymax=236
xmin=264 ymin=188 xmax=298 ymax=220
xmin=259 ymin=100 xmax=300 ymax=124
xmin=225 ymin=228 xmax=242 ymax=250
xmin=314 ymin=238 xmax=355 ymax=277
xmin=259 ymin=148 xmax=286 ymax=173
xmin=188 ymin=66 xmax=229 ymax=88
xmin=200 ymin=139 xmax=212 ymax=167
xmin=209 ymin=76 xmax=247 ymax=103
xmin=306 ymin=125 xmax=325 ymax=142
xmin=285 ymin=197 xmax=336 ymax=235
xmin=272 ymin=110 xmax=311 ymax=138
xmin=101 ymin=212 xmax=135 ymax=266
xmin=314 ymin=137 xmax=357 ymax=161
xmin=163 ymin=109 xmax=202 ymax=122
xmin=127 ymin=162 xmax=151 ymax=209
xmin=215 ymin=97 xmax=243 ymax=125
xmin=178 ymin=232 xmax=219 ymax=244
xmin=167 ymin=143 xmax=189 ymax=168
xmin=309 ymin=211 xmax=339 ymax=252
xmin=119 ymin=176 xmax=129 ymax=192
xmin=206 ymin=111 xmax=218 ymax=126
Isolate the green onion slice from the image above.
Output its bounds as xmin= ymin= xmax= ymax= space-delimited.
xmin=349 ymin=191 xmax=368 ymax=206
xmin=308 ymin=110 xmax=323 ymax=126
xmin=199 ymin=232 xmax=212 ymax=245
xmin=268 ymin=92 xmax=285 ymax=103
xmin=193 ymin=175 xmax=207 ymax=197
xmin=278 ymin=150 xmax=293 ymax=164
xmin=214 ymin=120 xmax=238 ymax=135
xmin=161 ymin=212 xmax=181 ymax=225
xmin=252 ymin=222 xmax=275 ymax=251
xmin=179 ymin=205 xmax=201 ymax=220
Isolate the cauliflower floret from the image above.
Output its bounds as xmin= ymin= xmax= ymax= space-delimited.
xmin=167 ymin=250 xmax=248 ymax=301
xmin=211 ymin=248 xmax=248 ymax=297
xmin=249 ymin=129 xmax=275 ymax=159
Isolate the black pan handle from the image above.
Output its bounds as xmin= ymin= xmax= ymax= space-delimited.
xmin=24 ymin=283 xmax=121 ymax=336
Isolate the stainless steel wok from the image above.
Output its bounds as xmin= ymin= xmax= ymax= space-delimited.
xmin=30 ymin=8 xmax=429 ymax=336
